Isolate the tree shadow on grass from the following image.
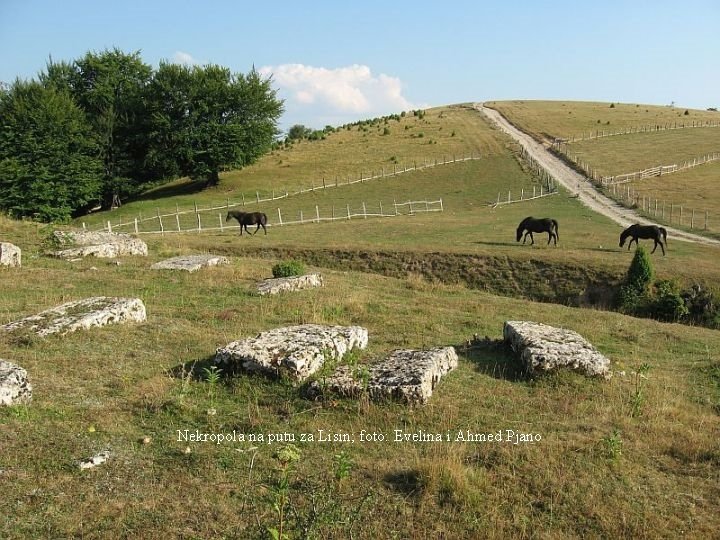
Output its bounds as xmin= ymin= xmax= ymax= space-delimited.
xmin=472 ymin=240 xmax=521 ymax=248
xmin=455 ymin=337 xmax=529 ymax=382
xmin=132 ymin=178 xmax=210 ymax=204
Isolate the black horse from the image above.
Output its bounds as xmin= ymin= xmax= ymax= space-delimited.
xmin=619 ymin=224 xmax=667 ymax=255
xmin=516 ymin=217 xmax=559 ymax=246
xmin=226 ymin=210 xmax=268 ymax=235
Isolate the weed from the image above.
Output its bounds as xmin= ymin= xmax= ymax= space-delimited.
xmin=630 ymin=363 xmax=651 ymax=418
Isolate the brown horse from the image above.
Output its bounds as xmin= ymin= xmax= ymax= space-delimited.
xmin=226 ymin=210 xmax=268 ymax=235
xmin=516 ymin=217 xmax=559 ymax=246
xmin=619 ymin=224 xmax=667 ymax=255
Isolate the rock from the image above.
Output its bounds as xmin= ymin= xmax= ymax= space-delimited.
xmin=503 ymin=321 xmax=611 ymax=379
xmin=78 ymin=451 xmax=110 ymax=470
xmin=309 ymin=347 xmax=458 ymax=405
xmin=0 ymin=242 xmax=21 ymax=267
xmin=0 ymin=297 xmax=147 ymax=337
xmin=216 ymin=324 xmax=368 ymax=381
xmin=256 ymin=274 xmax=324 ymax=295
xmin=0 ymin=360 xmax=32 ymax=406
xmin=151 ymin=254 xmax=230 ymax=272
xmin=52 ymin=230 xmax=147 ymax=259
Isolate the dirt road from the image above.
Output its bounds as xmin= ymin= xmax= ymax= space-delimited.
xmin=477 ymin=103 xmax=720 ymax=247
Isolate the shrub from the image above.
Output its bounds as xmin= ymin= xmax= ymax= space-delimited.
xmin=649 ymin=279 xmax=688 ymax=322
xmin=617 ymin=247 xmax=653 ymax=313
xmin=272 ymin=260 xmax=305 ymax=278
xmin=382 ymin=127 xmax=390 ymax=136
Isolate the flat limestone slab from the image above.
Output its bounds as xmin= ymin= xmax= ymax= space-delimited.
xmin=151 ymin=254 xmax=230 ymax=272
xmin=216 ymin=324 xmax=368 ymax=381
xmin=256 ymin=274 xmax=324 ymax=295
xmin=0 ymin=242 xmax=21 ymax=267
xmin=503 ymin=321 xmax=611 ymax=379
xmin=52 ymin=230 xmax=148 ymax=259
xmin=0 ymin=360 xmax=32 ymax=406
xmin=309 ymin=347 xmax=458 ymax=404
xmin=0 ymin=297 xmax=147 ymax=337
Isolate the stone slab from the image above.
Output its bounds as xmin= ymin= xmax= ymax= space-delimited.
xmin=151 ymin=254 xmax=230 ymax=272
xmin=503 ymin=321 xmax=611 ymax=379
xmin=52 ymin=230 xmax=147 ymax=259
xmin=0 ymin=360 xmax=32 ymax=406
xmin=0 ymin=297 xmax=147 ymax=337
xmin=0 ymin=242 xmax=21 ymax=267
xmin=256 ymin=274 xmax=324 ymax=295
xmin=215 ymin=324 xmax=368 ymax=381
xmin=309 ymin=347 xmax=458 ymax=404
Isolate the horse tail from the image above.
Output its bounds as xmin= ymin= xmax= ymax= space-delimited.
xmin=552 ymin=219 xmax=559 ymax=241
xmin=660 ymin=227 xmax=667 ymax=244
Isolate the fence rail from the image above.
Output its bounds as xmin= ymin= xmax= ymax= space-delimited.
xmin=598 ymin=153 xmax=720 ymax=185
xmin=553 ymin=119 xmax=720 ymax=145
xmin=123 ymin=199 xmax=444 ymax=235
xmin=89 ymin=153 xmax=479 ymax=233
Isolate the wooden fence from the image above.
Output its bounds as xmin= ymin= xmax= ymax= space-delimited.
xmin=598 ymin=153 xmax=720 ymax=185
xmin=120 ymin=199 xmax=444 ymax=235
xmin=552 ymin=119 xmax=720 ymax=146
xmin=89 ymin=153 xmax=479 ymax=233
xmin=492 ymin=184 xmax=559 ymax=207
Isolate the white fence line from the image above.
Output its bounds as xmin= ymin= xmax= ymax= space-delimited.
xmin=127 ymin=199 xmax=444 ymax=235
xmin=598 ymin=153 xmax=720 ymax=185
xmin=491 ymin=185 xmax=559 ymax=207
xmin=91 ymin=153 xmax=479 ymax=233
xmin=553 ymin=119 xmax=720 ymax=145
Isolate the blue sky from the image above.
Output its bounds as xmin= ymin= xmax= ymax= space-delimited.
xmin=1 ymin=1 xmax=718 ymax=132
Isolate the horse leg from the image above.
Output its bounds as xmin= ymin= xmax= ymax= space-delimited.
xmin=529 ymin=232 xmax=535 ymax=245
xmin=547 ymin=231 xmax=552 ymax=245
xmin=252 ymin=223 xmax=260 ymax=235
xmin=262 ymin=223 xmax=267 ymax=235
xmin=660 ymin=240 xmax=666 ymax=256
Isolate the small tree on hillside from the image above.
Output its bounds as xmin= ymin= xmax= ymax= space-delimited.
xmin=618 ymin=246 xmax=654 ymax=313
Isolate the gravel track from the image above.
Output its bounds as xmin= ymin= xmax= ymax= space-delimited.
xmin=477 ymin=103 xmax=720 ymax=247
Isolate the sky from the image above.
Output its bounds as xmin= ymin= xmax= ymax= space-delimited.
xmin=1 ymin=0 xmax=718 ymax=133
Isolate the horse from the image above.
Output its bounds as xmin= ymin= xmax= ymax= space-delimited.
xmin=516 ymin=217 xmax=559 ymax=246
xmin=619 ymin=224 xmax=667 ymax=255
xmin=225 ymin=210 xmax=268 ymax=235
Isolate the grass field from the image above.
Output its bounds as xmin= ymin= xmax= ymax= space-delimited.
xmin=486 ymin=100 xmax=720 ymax=142
xmin=3 ymin=100 xmax=720 ymax=538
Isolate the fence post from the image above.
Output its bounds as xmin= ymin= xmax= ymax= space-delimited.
xmin=670 ymin=204 xmax=674 ymax=222
xmin=347 ymin=204 xmax=351 ymax=220
xmin=379 ymin=201 xmax=383 ymax=215
xmin=705 ymin=211 xmax=709 ymax=230
xmin=507 ymin=191 xmax=511 ymax=203
xmin=157 ymin=214 xmax=164 ymax=236
xmin=196 ymin=213 xmax=201 ymax=233
xmin=300 ymin=210 xmax=304 ymax=224
xmin=242 ymin=193 xmax=246 ymax=206
xmin=439 ymin=198 xmax=444 ymax=212
xmin=315 ymin=205 xmax=320 ymax=223
xmin=82 ymin=222 xmax=87 ymax=230
xmin=134 ymin=218 xmax=138 ymax=234
xmin=219 ymin=214 xmax=224 ymax=232
xmin=680 ymin=206 xmax=683 ymax=226
xmin=176 ymin=213 xmax=181 ymax=231
xmin=394 ymin=199 xmax=398 ymax=215
xmin=409 ymin=201 xmax=414 ymax=214
xmin=256 ymin=191 xmax=260 ymax=203
xmin=332 ymin=206 xmax=335 ymax=221
xmin=107 ymin=221 xmax=112 ymax=233
xmin=277 ymin=208 xmax=283 ymax=226
xmin=521 ymin=188 xmax=524 ymax=200
xmin=363 ymin=202 xmax=367 ymax=219
xmin=691 ymin=208 xmax=695 ymax=229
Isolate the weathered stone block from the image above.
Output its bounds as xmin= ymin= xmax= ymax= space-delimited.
xmin=0 ymin=360 xmax=32 ymax=406
xmin=216 ymin=324 xmax=368 ymax=381
xmin=1 ymin=297 xmax=146 ymax=337
xmin=0 ymin=242 xmax=21 ymax=267
xmin=151 ymin=254 xmax=229 ymax=272
xmin=52 ymin=230 xmax=148 ymax=259
xmin=503 ymin=321 xmax=611 ymax=379
xmin=256 ymin=274 xmax=324 ymax=295
xmin=309 ymin=347 xmax=458 ymax=404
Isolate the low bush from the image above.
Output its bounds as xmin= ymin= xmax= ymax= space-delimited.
xmin=272 ymin=260 xmax=305 ymax=278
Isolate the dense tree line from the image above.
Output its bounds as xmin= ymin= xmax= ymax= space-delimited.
xmin=0 ymin=49 xmax=283 ymax=221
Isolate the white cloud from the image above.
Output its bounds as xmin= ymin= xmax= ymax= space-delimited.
xmin=172 ymin=51 xmax=199 ymax=66
xmin=259 ymin=63 xmax=419 ymax=129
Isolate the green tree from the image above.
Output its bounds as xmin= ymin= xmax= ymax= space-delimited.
xmin=618 ymin=246 xmax=654 ymax=313
xmin=44 ymin=49 xmax=153 ymax=209
xmin=287 ymin=124 xmax=310 ymax=140
xmin=147 ymin=63 xmax=283 ymax=187
xmin=0 ymin=80 xmax=102 ymax=221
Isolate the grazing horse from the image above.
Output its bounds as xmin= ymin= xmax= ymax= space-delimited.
xmin=226 ymin=210 xmax=268 ymax=235
xmin=619 ymin=224 xmax=667 ymax=255
xmin=516 ymin=217 xmax=559 ymax=246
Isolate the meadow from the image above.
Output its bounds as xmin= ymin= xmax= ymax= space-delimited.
xmin=2 ymin=101 xmax=720 ymax=538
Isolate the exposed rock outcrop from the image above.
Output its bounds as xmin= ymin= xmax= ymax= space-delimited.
xmin=216 ymin=324 xmax=368 ymax=381
xmin=503 ymin=321 xmax=611 ymax=379
xmin=52 ymin=230 xmax=148 ymax=259
xmin=0 ymin=360 xmax=32 ymax=406
xmin=0 ymin=242 xmax=21 ymax=267
xmin=309 ymin=347 xmax=458 ymax=404
xmin=256 ymin=274 xmax=324 ymax=295
xmin=151 ymin=254 xmax=230 ymax=272
xmin=1 ymin=297 xmax=147 ymax=337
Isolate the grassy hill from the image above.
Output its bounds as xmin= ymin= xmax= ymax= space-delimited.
xmin=2 ymin=101 xmax=720 ymax=538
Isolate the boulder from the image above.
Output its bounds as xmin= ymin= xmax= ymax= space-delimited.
xmin=0 ymin=242 xmax=21 ymax=267
xmin=0 ymin=360 xmax=32 ymax=406
xmin=309 ymin=347 xmax=458 ymax=404
xmin=503 ymin=321 xmax=611 ymax=379
xmin=256 ymin=274 xmax=324 ymax=295
xmin=151 ymin=254 xmax=230 ymax=272
xmin=1 ymin=297 xmax=147 ymax=337
xmin=216 ymin=324 xmax=368 ymax=381
xmin=52 ymin=230 xmax=147 ymax=259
